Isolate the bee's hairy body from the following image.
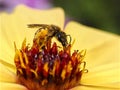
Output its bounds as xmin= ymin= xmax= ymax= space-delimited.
xmin=28 ymin=24 xmax=70 ymax=48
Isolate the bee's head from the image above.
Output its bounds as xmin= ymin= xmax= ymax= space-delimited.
xmin=55 ymin=32 xmax=68 ymax=47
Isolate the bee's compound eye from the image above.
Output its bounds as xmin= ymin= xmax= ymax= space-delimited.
xmin=55 ymin=32 xmax=68 ymax=47
xmin=58 ymin=36 xmax=68 ymax=47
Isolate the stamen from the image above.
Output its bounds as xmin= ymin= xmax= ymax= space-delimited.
xmin=18 ymin=69 xmax=23 ymax=74
xmin=80 ymin=49 xmax=86 ymax=57
xmin=42 ymin=79 xmax=48 ymax=86
xmin=30 ymin=69 xmax=38 ymax=78
xmin=83 ymin=69 xmax=88 ymax=73
xmin=43 ymin=62 xmax=49 ymax=78
xmin=17 ymin=50 xmax=26 ymax=69
xmin=23 ymin=52 xmax=28 ymax=65
xmin=61 ymin=66 xmax=66 ymax=80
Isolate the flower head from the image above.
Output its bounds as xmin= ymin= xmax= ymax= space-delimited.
xmin=14 ymin=23 xmax=87 ymax=90
xmin=0 ymin=5 xmax=120 ymax=90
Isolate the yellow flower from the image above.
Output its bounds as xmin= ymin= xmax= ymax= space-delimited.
xmin=0 ymin=5 xmax=120 ymax=90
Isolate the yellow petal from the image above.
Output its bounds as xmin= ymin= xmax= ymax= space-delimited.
xmin=0 ymin=63 xmax=16 ymax=83
xmin=81 ymin=33 xmax=120 ymax=86
xmin=0 ymin=35 xmax=15 ymax=65
xmin=14 ymin=4 xmax=65 ymax=29
xmin=81 ymin=63 xmax=120 ymax=88
xmin=65 ymin=21 xmax=120 ymax=88
xmin=0 ymin=4 xmax=65 ymax=65
xmin=72 ymin=84 xmax=120 ymax=90
xmin=0 ymin=82 xmax=27 ymax=90
xmin=65 ymin=21 xmax=119 ymax=51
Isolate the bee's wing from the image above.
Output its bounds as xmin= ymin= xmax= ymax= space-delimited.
xmin=27 ymin=24 xmax=49 ymax=28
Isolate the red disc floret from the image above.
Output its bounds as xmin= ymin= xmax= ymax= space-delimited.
xmin=14 ymin=39 xmax=86 ymax=90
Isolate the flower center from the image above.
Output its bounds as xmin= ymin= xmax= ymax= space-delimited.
xmin=14 ymin=24 xmax=87 ymax=90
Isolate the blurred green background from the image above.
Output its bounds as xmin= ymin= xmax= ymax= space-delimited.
xmin=52 ymin=0 xmax=120 ymax=34
xmin=0 ymin=0 xmax=120 ymax=34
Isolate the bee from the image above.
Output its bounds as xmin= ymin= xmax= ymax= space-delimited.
xmin=28 ymin=24 xmax=71 ymax=48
